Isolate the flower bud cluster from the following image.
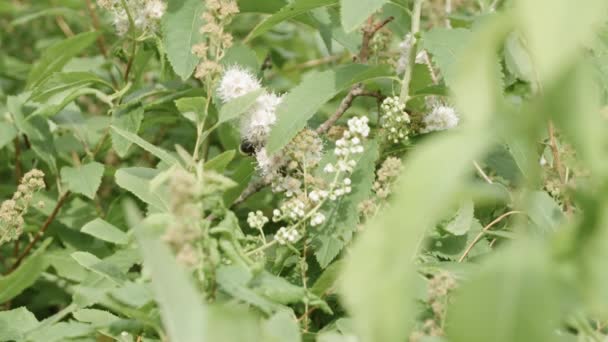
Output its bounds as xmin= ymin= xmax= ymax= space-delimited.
xmin=97 ymin=0 xmax=167 ymax=36
xmin=192 ymin=0 xmax=239 ymax=79
xmin=247 ymin=210 xmax=268 ymax=230
xmin=0 ymin=169 xmax=46 ymax=245
xmin=163 ymin=168 xmax=203 ymax=268
xmin=380 ymin=96 xmax=410 ymax=144
xmin=373 ymin=157 xmax=403 ymax=199
xmin=274 ymin=227 xmax=300 ymax=245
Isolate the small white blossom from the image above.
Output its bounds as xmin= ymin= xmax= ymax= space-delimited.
xmin=310 ymin=212 xmax=326 ymax=226
xmin=309 ymin=190 xmax=321 ymax=203
xmin=275 ymin=227 xmax=300 ymax=245
xmin=344 ymin=178 xmax=351 ymax=185
xmin=247 ymin=210 xmax=268 ymax=229
xmin=421 ymin=105 xmax=459 ymax=133
xmin=218 ymin=66 xmax=261 ymax=103
xmin=324 ymin=163 xmax=335 ymax=173
xmin=347 ymin=116 xmax=370 ymax=137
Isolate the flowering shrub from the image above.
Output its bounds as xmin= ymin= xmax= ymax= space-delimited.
xmin=1 ymin=0 xmax=608 ymax=341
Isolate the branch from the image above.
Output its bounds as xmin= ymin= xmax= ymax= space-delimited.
xmin=316 ymin=87 xmax=384 ymax=134
xmin=9 ymin=192 xmax=71 ymax=273
xmin=458 ymin=210 xmax=523 ymax=262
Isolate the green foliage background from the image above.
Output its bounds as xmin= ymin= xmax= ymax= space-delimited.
xmin=1 ymin=0 xmax=608 ymax=341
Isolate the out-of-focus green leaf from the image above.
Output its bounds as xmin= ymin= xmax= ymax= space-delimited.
xmin=262 ymin=310 xmax=302 ymax=342
xmin=205 ymin=150 xmax=236 ymax=172
xmin=0 ymin=307 xmax=39 ymax=341
xmin=341 ymin=0 xmax=390 ymax=32
xmin=61 ymin=162 xmax=105 ymax=200
xmin=340 ymin=17 xmax=509 ymax=342
xmin=0 ymin=122 xmax=17 ymax=149
xmin=26 ymin=31 xmax=99 ymax=90
xmin=245 ymin=0 xmax=338 ymax=41
xmin=443 ymin=200 xmax=474 ymax=236
xmin=135 ymin=214 xmax=207 ymax=342
xmin=526 ymin=191 xmax=564 ymax=233
xmin=447 ymin=240 xmax=562 ymax=342
xmin=162 ymin=0 xmax=206 ymax=80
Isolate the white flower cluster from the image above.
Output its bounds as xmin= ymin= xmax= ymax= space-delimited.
xmin=1 ymin=169 xmax=46 ymax=246
xmin=421 ymin=105 xmax=459 ymax=133
xmin=217 ymin=66 xmax=282 ymax=149
xmin=326 ymin=116 xmax=369 ymax=175
xmin=380 ymin=96 xmax=411 ymax=144
xmin=247 ymin=210 xmax=268 ymax=230
xmin=97 ymin=0 xmax=167 ymax=36
xmin=274 ymin=227 xmax=300 ymax=245
xmin=396 ymin=33 xmax=428 ymax=74
xmin=274 ymin=199 xmax=306 ymax=221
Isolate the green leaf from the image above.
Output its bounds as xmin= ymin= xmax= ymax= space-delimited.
xmin=515 ymin=0 xmax=608 ymax=83
xmin=245 ymin=0 xmax=338 ymax=41
xmin=0 ymin=121 xmax=17 ymax=149
xmin=110 ymin=125 xmax=180 ymax=166
xmin=205 ymin=150 xmax=236 ymax=172
xmin=71 ymin=251 xmax=127 ymax=284
xmin=111 ymin=106 xmax=145 ymax=158
xmin=341 ymin=0 xmax=390 ymax=32
xmin=60 ymin=162 xmax=105 ymax=200
xmin=422 ymin=28 xmax=472 ymax=89
xmin=115 ymin=167 xmax=170 ymax=212
xmin=266 ymin=64 xmax=392 ymax=154
xmin=311 ymin=260 xmax=343 ymax=296
xmin=135 ymin=215 xmax=207 ymax=342
xmin=443 ymin=200 xmax=474 ymax=236
xmin=314 ymin=141 xmax=379 ymax=268
xmin=340 ymin=17 xmax=507 ymax=341
xmin=26 ymin=321 xmax=93 ymax=342
xmin=218 ymin=89 xmax=264 ymax=124
xmin=162 ymin=0 xmax=206 ymax=80
xmin=26 ymin=31 xmax=99 ymax=90
xmin=0 ymin=307 xmax=39 ymax=341
xmin=504 ymin=33 xmax=534 ymax=82
xmin=447 ymin=240 xmax=562 ymax=342
xmin=526 ymin=191 xmax=564 ymax=233
xmin=8 ymin=95 xmax=57 ymax=172
xmin=216 ymin=265 xmax=282 ymax=315
xmin=175 ymin=96 xmax=207 ymax=124
xmin=0 ymin=239 xmax=52 ymax=303
xmin=30 ymin=71 xmax=112 ymax=102
xmin=221 ymin=43 xmax=259 ymax=71
xmin=81 ymin=218 xmax=128 ymax=245
xmin=262 ymin=311 xmax=302 ymax=342
xmin=72 ymin=308 xmax=119 ymax=325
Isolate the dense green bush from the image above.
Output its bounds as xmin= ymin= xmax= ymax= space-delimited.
xmin=1 ymin=0 xmax=608 ymax=341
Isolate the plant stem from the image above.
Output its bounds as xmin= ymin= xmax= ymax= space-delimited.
xmin=458 ymin=210 xmax=523 ymax=262
xmin=399 ymin=0 xmax=424 ymax=104
xmin=9 ymin=192 xmax=71 ymax=273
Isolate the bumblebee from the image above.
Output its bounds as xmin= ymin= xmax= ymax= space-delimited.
xmin=239 ymin=140 xmax=257 ymax=156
